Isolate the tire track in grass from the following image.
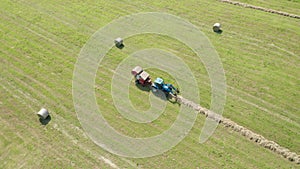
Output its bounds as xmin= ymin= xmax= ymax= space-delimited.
xmin=0 ymin=117 xmax=40 ymax=168
xmin=0 ymin=27 xmax=79 ymax=111
xmin=225 ymin=35 xmax=299 ymax=66
xmin=228 ymin=91 xmax=300 ymax=128
xmin=0 ymin=81 xmax=70 ymax=162
xmin=1 ymin=40 xmax=123 ymax=167
xmin=0 ymin=77 xmax=123 ymax=168
xmin=228 ymin=86 xmax=298 ymax=118
xmin=198 ymin=77 xmax=300 ymax=130
xmin=219 ymin=35 xmax=299 ymax=73
xmin=217 ymin=82 xmax=300 ymax=151
xmin=217 ymin=40 xmax=297 ymax=117
xmin=1 ymin=59 xmax=131 ymax=168
xmin=1 ymin=41 xmax=92 ymax=139
xmin=99 ymin=156 xmax=120 ymax=169
xmin=0 ymin=49 xmax=73 ymax=111
xmin=17 ymin=0 xmax=132 ymax=34
xmin=0 ymin=11 xmax=79 ymax=55
xmin=0 ymin=19 xmax=72 ymax=53
xmin=268 ymin=43 xmax=297 ymax=57
xmin=179 ymin=130 xmax=249 ymax=168
xmin=0 ymin=77 xmax=109 ymax=166
xmin=15 ymin=0 xmax=95 ymax=33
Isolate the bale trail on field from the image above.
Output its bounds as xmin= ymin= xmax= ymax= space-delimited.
xmin=220 ymin=0 xmax=300 ymax=19
xmin=176 ymin=96 xmax=300 ymax=164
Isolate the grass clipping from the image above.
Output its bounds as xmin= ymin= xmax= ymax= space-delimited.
xmin=176 ymin=96 xmax=300 ymax=164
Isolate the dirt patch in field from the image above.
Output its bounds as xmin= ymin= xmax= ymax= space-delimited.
xmin=176 ymin=96 xmax=300 ymax=164
xmin=220 ymin=0 xmax=300 ymax=19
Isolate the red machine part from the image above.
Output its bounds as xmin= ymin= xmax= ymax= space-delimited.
xmin=131 ymin=66 xmax=152 ymax=86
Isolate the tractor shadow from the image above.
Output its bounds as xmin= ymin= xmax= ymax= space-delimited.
xmin=135 ymin=83 xmax=151 ymax=92
xmin=152 ymin=91 xmax=180 ymax=105
xmin=39 ymin=115 xmax=51 ymax=125
xmin=214 ymin=30 xmax=223 ymax=34
xmin=116 ymin=44 xmax=125 ymax=49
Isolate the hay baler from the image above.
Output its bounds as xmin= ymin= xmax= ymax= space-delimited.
xmin=131 ymin=66 xmax=152 ymax=86
xmin=131 ymin=66 xmax=179 ymax=97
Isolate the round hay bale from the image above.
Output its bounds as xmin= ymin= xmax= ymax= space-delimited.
xmin=37 ymin=108 xmax=49 ymax=120
xmin=114 ymin=37 xmax=123 ymax=47
xmin=213 ymin=23 xmax=221 ymax=32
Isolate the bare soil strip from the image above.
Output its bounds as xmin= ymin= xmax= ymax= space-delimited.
xmin=176 ymin=96 xmax=300 ymax=164
xmin=220 ymin=0 xmax=300 ymax=19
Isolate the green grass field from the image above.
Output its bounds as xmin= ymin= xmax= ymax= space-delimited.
xmin=1 ymin=0 xmax=299 ymax=168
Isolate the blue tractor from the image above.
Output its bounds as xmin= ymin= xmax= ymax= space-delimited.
xmin=151 ymin=77 xmax=179 ymax=97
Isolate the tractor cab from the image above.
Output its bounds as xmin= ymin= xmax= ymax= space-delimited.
xmin=153 ymin=77 xmax=164 ymax=89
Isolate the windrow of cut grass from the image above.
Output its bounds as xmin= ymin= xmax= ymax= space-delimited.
xmin=176 ymin=95 xmax=300 ymax=163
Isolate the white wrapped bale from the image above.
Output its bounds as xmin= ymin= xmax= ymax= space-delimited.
xmin=37 ymin=108 xmax=49 ymax=120
xmin=213 ymin=23 xmax=221 ymax=32
xmin=114 ymin=37 xmax=123 ymax=47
